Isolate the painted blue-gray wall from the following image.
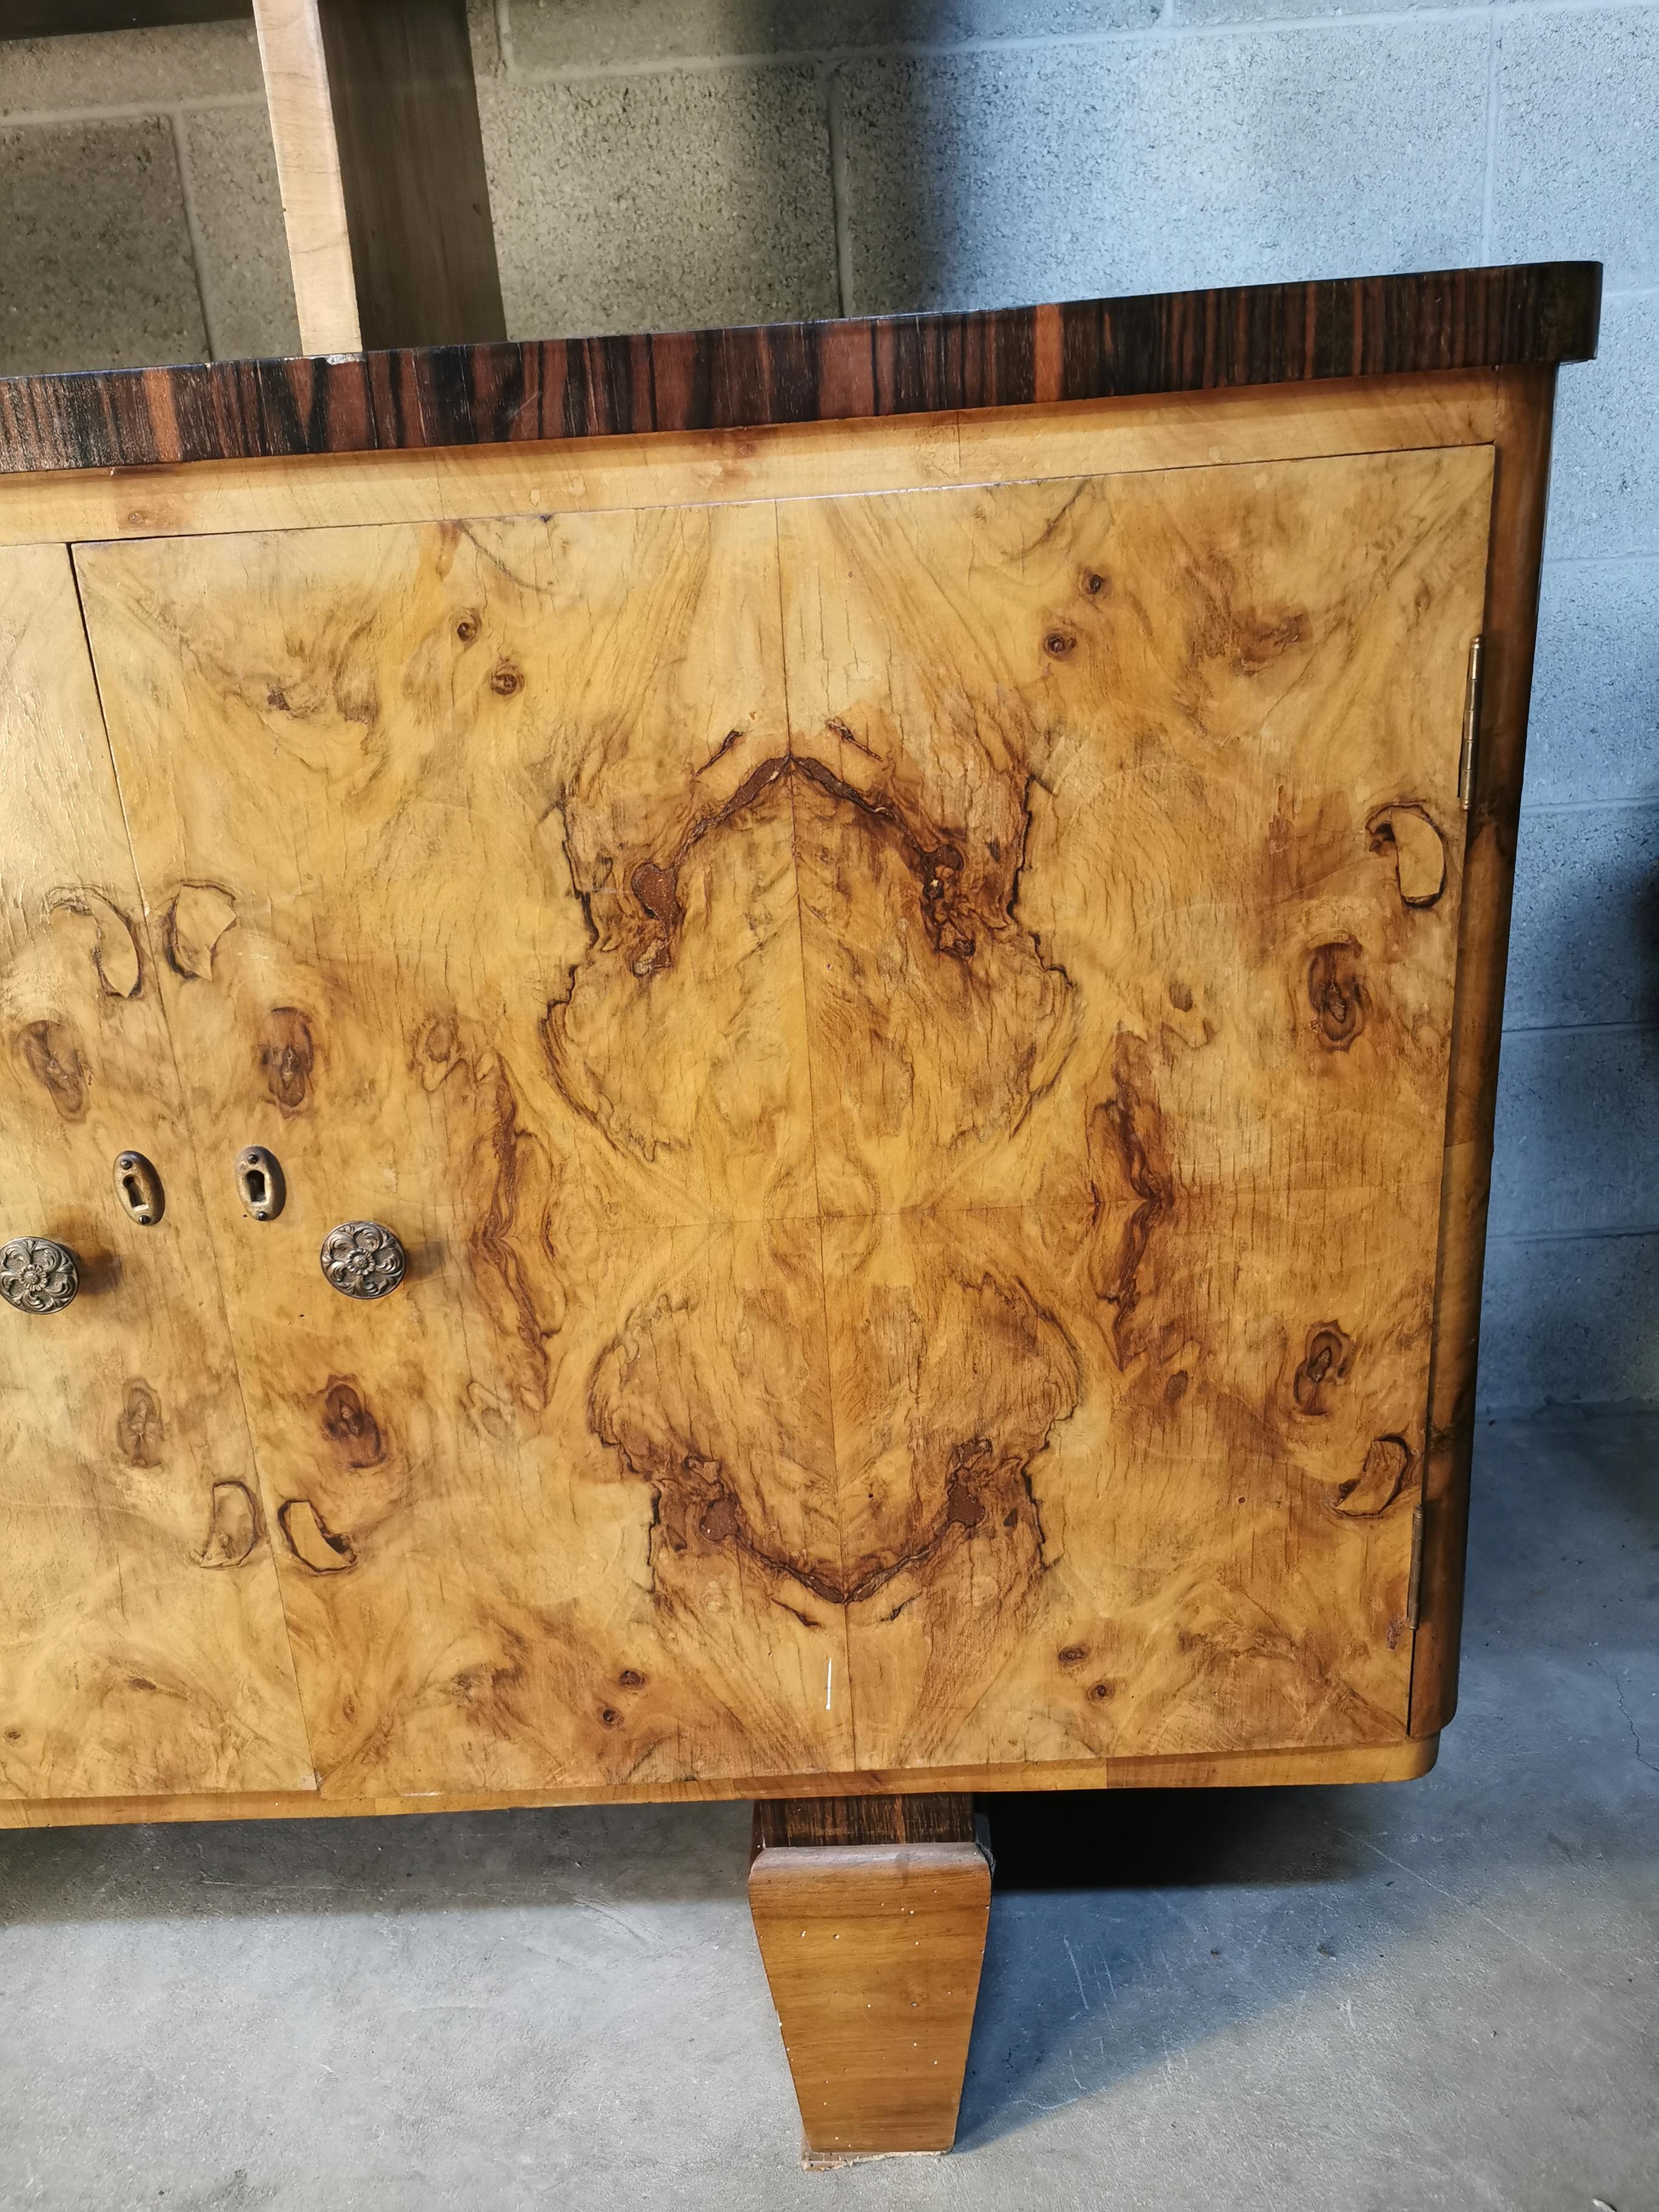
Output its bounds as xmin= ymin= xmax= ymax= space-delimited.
xmin=2 ymin=0 xmax=1654 ymax=1409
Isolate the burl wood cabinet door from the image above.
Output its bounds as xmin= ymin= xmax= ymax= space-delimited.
xmin=76 ymin=435 xmax=1492 ymax=1795
xmin=0 ymin=544 xmax=313 ymax=1803
xmin=78 ymin=504 xmax=854 ymax=1799
xmin=777 ymin=445 xmax=1493 ymax=1768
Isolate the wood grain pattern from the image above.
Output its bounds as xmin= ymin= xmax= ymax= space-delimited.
xmin=779 ymin=447 xmax=1492 ymax=1769
xmin=251 ymin=0 xmax=369 ymax=356
xmin=0 ymin=263 xmax=1598 ymax=477
xmin=1411 ymin=366 xmax=1557 ymax=1735
xmin=0 ymin=543 xmax=313 ymax=1801
xmin=252 ymin=0 xmax=504 ymax=354
xmin=0 ymin=1735 xmax=1439 ymax=1829
xmin=71 ymin=431 xmax=1490 ymax=1799
xmin=0 ymin=372 xmax=1500 ymax=553
xmin=754 ymin=1792 xmax=976 ymax=1852
xmin=78 ymin=502 xmax=853 ymax=1799
xmin=749 ymin=1829 xmax=991 ymax=2159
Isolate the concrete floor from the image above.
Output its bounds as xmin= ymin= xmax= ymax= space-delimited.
xmin=1 ymin=1409 xmax=1654 ymax=2211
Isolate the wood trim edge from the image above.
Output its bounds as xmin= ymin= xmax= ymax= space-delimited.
xmin=0 ymin=370 xmax=1502 ymax=551
xmin=252 ymin=0 xmax=363 ymax=355
xmin=1 ymin=1737 xmax=1440 ymax=1830
xmin=0 ymin=263 xmax=1599 ymax=475
xmin=1411 ymin=363 xmax=1558 ymax=1735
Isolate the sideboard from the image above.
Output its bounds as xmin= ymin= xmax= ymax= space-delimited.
xmin=0 ymin=260 xmax=1601 ymax=2158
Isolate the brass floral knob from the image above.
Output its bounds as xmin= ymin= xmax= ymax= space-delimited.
xmin=0 ymin=1236 xmax=81 ymax=1315
xmin=320 ymin=1221 xmax=407 ymax=1300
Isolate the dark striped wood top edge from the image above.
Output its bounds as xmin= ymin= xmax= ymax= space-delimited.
xmin=0 ymin=261 xmax=1601 ymax=476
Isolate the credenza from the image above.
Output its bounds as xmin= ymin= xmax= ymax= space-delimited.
xmin=0 ymin=260 xmax=1601 ymax=2157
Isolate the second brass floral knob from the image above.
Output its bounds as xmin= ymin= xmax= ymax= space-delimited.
xmin=0 ymin=1236 xmax=80 ymax=1315
xmin=320 ymin=1221 xmax=407 ymax=1300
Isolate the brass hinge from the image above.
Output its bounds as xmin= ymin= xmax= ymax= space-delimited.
xmin=1458 ymin=634 xmax=1486 ymax=810
xmin=1406 ymin=1504 xmax=1426 ymax=1628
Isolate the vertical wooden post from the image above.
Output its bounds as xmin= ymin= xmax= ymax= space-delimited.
xmin=252 ymin=0 xmax=505 ymax=354
xmin=748 ymin=1794 xmax=990 ymax=2163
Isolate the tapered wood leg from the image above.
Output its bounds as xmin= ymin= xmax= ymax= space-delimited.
xmin=748 ymin=1794 xmax=990 ymax=2163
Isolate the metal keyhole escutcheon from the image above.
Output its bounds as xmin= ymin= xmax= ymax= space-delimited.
xmin=115 ymin=1151 xmax=165 ymax=1225
xmin=0 ymin=1236 xmax=81 ymax=1315
xmin=320 ymin=1221 xmax=407 ymax=1299
xmin=236 ymin=1146 xmax=286 ymax=1222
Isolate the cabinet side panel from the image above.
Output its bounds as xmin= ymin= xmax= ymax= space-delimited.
xmin=0 ymin=542 xmax=315 ymax=1803
xmin=1412 ymin=366 xmax=1557 ymax=1734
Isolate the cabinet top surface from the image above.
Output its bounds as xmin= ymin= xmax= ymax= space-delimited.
xmin=0 ymin=260 xmax=1600 ymax=479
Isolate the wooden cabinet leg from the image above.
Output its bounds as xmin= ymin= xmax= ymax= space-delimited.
xmin=748 ymin=1793 xmax=990 ymax=2163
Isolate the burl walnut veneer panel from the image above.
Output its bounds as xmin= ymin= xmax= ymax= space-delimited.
xmin=0 ymin=542 xmax=313 ymax=1800
xmin=780 ymin=450 xmax=1491 ymax=1768
xmin=78 ymin=501 xmax=852 ymax=1799
xmin=73 ymin=435 xmax=1491 ymax=1794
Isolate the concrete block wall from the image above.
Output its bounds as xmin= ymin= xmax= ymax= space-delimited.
xmin=1 ymin=0 xmax=1655 ymax=1410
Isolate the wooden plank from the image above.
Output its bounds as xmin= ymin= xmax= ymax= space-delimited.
xmin=251 ymin=0 xmax=504 ymax=355
xmin=0 ymin=263 xmax=1598 ymax=475
xmin=749 ymin=1813 xmax=991 ymax=2159
xmin=0 ymin=372 xmax=1500 ymax=551
xmin=1411 ymin=365 xmax=1558 ymax=1736
xmin=773 ymin=445 xmax=1492 ymax=1771
xmin=0 ymin=1734 xmax=1439 ymax=1829
xmin=76 ymin=501 xmax=856 ymax=1801
xmin=0 ymin=542 xmax=314 ymax=1802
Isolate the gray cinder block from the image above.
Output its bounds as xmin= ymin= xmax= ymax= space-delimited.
xmin=0 ymin=118 xmax=205 ymax=374
xmin=502 ymin=0 xmax=1147 ymax=72
xmin=834 ymin=27 xmax=1487 ymax=316
xmin=1526 ymin=559 xmax=1659 ymax=809
xmin=1548 ymin=294 xmax=1659 ymax=563
xmin=179 ymin=104 xmax=301 ymax=363
xmin=1173 ymin=0 xmax=1463 ymax=20
xmin=478 ymin=67 xmax=839 ymax=337
xmin=1490 ymin=6 xmax=1659 ymax=293
xmin=0 ymin=22 xmax=262 ymax=119
xmin=1504 ymin=802 xmax=1659 ymax=1032
xmin=1490 ymin=1023 xmax=1659 ymax=1241
xmin=1478 ymin=1228 xmax=1659 ymax=1411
